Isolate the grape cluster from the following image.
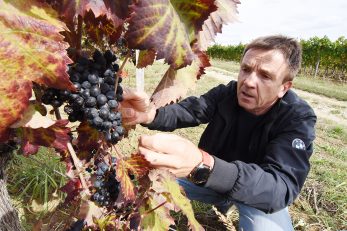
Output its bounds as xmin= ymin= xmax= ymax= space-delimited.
xmin=92 ymin=160 xmax=120 ymax=207
xmin=41 ymin=49 xmax=125 ymax=144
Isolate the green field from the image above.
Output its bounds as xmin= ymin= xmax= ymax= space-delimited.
xmin=8 ymin=60 xmax=347 ymax=230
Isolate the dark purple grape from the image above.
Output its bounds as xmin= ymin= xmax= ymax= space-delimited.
xmin=85 ymin=97 xmax=97 ymax=107
xmin=81 ymin=81 xmax=91 ymax=89
xmin=99 ymin=108 xmax=110 ymax=120
xmin=98 ymin=162 xmax=109 ymax=172
xmin=87 ymin=108 xmax=98 ymax=119
xmin=109 ymin=112 xmax=117 ymax=121
xmin=104 ymin=131 xmax=112 ymax=141
xmin=104 ymin=69 xmax=113 ymax=77
xmin=59 ymin=90 xmax=71 ymax=101
xmin=94 ymin=180 xmax=104 ymax=188
xmin=90 ymin=85 xmax=101 ymax=97
xmin=70 ymin=73 xmax=81 ymax=82
xmin=115 ymin=112 xmax=122 ymax=120
xmin=105 ymin=91 xmax=116 ymax=100
xmin=41 ymin=94 xmax=52 ymax=105
xmin=112 ymin=64 xmax=119 ymax=72
xmin=102 ymin=121 xmax=112 ymax=130
xmin=68 ymin=114 xmax=78 ymax=122
xmin=111 ymin=131 xmax=120 ymax=143
xmin=75 ymin=63 xmax=85 ymax=73
xmin=93 ymin=116 xmax=103 ymax=127
xmin=77 ymin=56 xmax=89 ymax=65
xmin=73 ymin=82 xmax=81 ymax=92
xmin=73 ymin=96 xmax=84 ymax=107
xmin=81 ymin=89 xmax=90 ymax=99
xmin=116 ymin=86 xmax=123 ymax=94
xmin=104 ymin=76 xmax=115 ymax=85
xmin=108 ymin=100 xmax=118 ymax=109
xmin=99 ymin=104 xmax=110 ymax=111
xmin=81 ymin=71 xmax=89 ymax=81
xmin=88 ymin=74 xmax=99 ymax=84
xmin=51 ymin=99 xmax=63 ymax=107
xmin=97 ymin=94 xmax=107 ymax=106
xmin=118 ymin=77 xmax=123 ymax=83
xmin=100 ymin=83 xmax=111 ymax=94
xmin=116 ymin=126 xmax=124 ymax=136
xmin=116 ymin=94 xmax=123 ymax=102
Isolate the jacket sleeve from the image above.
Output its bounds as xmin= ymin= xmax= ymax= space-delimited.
xmin=204 ymin=108 xmax=317 ymax=213
xmin=145 ymin=82 xmax=232 ymax=131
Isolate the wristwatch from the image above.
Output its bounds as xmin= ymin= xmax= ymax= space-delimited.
xmin=187 ymin=149 xmax=214 ymax=185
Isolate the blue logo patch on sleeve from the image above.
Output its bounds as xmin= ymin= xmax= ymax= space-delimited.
xmin=292 ymin=138 xmax=306 ymax=150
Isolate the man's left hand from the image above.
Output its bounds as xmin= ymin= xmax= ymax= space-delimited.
xmin=138 ymin=133 xmax=203 ymax=177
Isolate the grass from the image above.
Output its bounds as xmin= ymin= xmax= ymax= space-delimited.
xmin=8 ymin=59 xmax=347 ymax=230
xmin=210 ymin=59 xmax=347 ymax=101
xmin=7 ymin=148 xmax=67 ymax=230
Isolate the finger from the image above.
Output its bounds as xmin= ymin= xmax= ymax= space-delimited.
xmin=139 ymin=134 xmax=182 ymax=154
xmin=119 ymin=107 xmax=136 ymax=119
xmin=138 ymin=147 xmax=178 ymax=168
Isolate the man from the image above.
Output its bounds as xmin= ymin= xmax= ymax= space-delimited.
xmin=121 ymin=35 xmax=316 ymax=230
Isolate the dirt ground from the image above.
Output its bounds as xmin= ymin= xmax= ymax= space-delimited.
xmin=205 ymin=68 xmax=347 ymax=127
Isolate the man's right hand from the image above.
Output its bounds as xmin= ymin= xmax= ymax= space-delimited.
xmin=120 ymin=88 xmax=157 ymax=125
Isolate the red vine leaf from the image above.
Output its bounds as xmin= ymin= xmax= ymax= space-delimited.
xmin=125 ymin=154 xmax=152 ymax=178
xmin=18 ymin=120 xmax=70 ymax=156
xmin=149 ymin=170 xmax=203 ymax=231
xmin=60 ymin=178 xmax=82 ymax=204
xmin=115 ymin=159 xmax=136 ymax=201
xmin=84 ymin=10 xmax=123 ymax=45
xmin=76 ymin=120 xmax=101 ymax=160
xmin=126 ymin=0 xmax=217 ymax=69
xmin=136 ymin=49 xmax=156 ymax=69
xmin=0 ymin=0 xmax=74 ymax=138
xmin=198 ymin=0 xmax=240 ymax=50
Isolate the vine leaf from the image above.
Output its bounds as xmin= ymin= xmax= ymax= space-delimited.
xmin=60 ymin=178 xmax=82 ymax=204
xmin=139 ymin=195 xmax=174 ymax=231
xmin=115 ymin=159 xmax=136 ymax=201
xmin=136 ymin=49 xmax=156 ymax=69
xmin=198 ymin=0 xmax=240 ymax=50
xmin=76 ymin=120 xmax=101 ymax=160
xmin=126 ymin=154 xmax=152 ymax=178
xmin=0 ymin=0 xmax=74 ymax=139
xmin=149 ymin=170 xmax=204 ymax=231
xmin=126 ymin=0 xmax=217 ymax=69
xmin=17 ymin=119 xmax=71 ymax=156
xmin=151 ymin=53 xmax=210 ymax=107
xmin=83 ymin=10 xmax=123 ymax=45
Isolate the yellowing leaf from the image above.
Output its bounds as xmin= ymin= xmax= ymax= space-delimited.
xmin=149 ymin=170 xmax=204 ymax=231
xmin=125 ymin=154 xmax=152 ymax=178
xmin=139 ymin=196 xmax=174 ymax=231
xmin=126 ymin=0 xmax=217 ymax=69
xmin=115 ymin=159 xmax=136 ymax=201
xmin=0 ymin=0 xmax=74 ymax=138
xmin=76 ymin=121 xmax=101 ymax=160
xmin=198 ymin=0 xmax=240 ymax=50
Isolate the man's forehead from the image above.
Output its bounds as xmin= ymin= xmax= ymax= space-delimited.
xmin=243 ymin=49 xmax=283 ymax=64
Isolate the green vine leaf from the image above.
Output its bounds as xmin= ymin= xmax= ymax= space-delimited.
xmin=149 ymin=170 xmax=204 ymax=231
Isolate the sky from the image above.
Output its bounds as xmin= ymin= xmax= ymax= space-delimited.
xmin=215 ymin=0 xmax=347 ymax=45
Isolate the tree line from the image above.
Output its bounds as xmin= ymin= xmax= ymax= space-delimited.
xmin=207 ymin=36 xmax=347 ymax=82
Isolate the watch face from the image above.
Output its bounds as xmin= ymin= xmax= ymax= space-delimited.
xmin=192 ymin=165 xmax=211 ymax=184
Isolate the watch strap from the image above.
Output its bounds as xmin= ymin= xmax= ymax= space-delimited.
xmin=199 ymin=148 xmax=213 ymax=169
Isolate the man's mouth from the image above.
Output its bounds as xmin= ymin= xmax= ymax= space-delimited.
xmin=242 ymin=91 xmax=254 ymax=98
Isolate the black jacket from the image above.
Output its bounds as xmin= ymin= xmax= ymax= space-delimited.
xmin=146 ymin=81 xmax=316 ymax=213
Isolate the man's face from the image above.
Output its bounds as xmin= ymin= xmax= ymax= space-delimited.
xmin=237 ymin=48 xmax=292 ymax=115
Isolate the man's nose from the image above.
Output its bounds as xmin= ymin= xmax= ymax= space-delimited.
xmin=244 ymin=72 xmax=257 ymax=88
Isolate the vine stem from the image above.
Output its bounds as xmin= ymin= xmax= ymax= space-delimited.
xmin=142 ymin=200 xmax=167 ymax=217
xmin=53 ymin=107 xmax=89 ymax=191
xmin=76 ymin=15 xmax=83 ymax=52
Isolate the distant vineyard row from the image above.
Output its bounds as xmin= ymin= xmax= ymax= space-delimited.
xmin=207 ymin=36 xmax=347 ymax=81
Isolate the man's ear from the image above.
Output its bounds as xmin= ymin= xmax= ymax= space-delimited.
xmin=278 ymin=81 xmax=292 ymax=98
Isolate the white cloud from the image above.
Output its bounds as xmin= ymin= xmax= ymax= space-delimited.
xmin=215 ymin=0 xmax=347 ymax=45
